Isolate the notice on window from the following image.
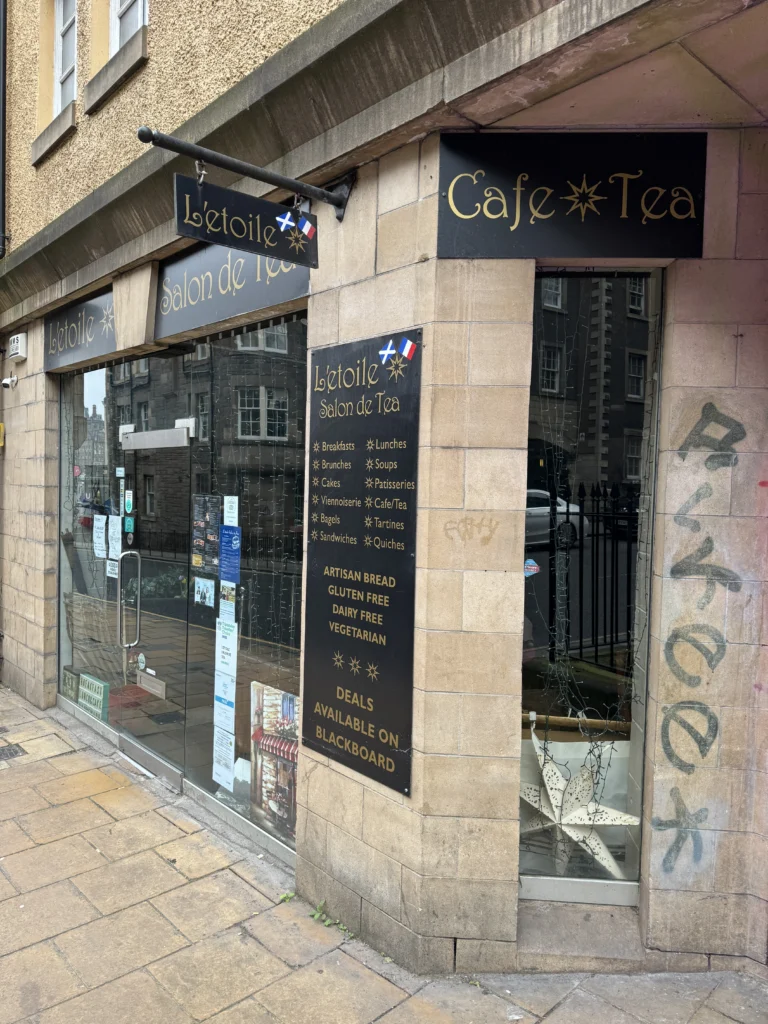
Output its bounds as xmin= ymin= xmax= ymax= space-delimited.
xmin=106 ymin=560 xmax=119 ymax=579
xmin=213 ymin=671 xmax=235 ymax=733
xmin=223 ymin=496 xmax=239 ymax=526
xmin=215 ymin=619 xmax=238 ymax=676
xmin=212 ymin=725 xmax=235 ymax=791
xmin=219 ymin=526 xmax=241 ymax=584
xmin=108 ymin=516 xmax=122 ymax=561
xmin=93 ymin=515 xmax=107 ymax=559
xmin=193 ymin=577 xmax=215 ymax=608
xmin=192 ymin=494 xmax=220 ymax=571
xmin=219 ymin=581 xmax=236 ymax=623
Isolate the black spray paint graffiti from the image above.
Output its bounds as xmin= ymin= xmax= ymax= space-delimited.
xmin=661 ymin=701 xmax=719 ymax=775
xmin=670 ymin=536 xmax=742 ymax=609
xmin=673 ymin=483 xmax=713 ymax=533
xmin=651 ymin=787 xmax=709 ymax=872
xmin=664 ymin=623 xmax=727 ymax=687
xmin=678 ymin=401 xmax=746 ymax=470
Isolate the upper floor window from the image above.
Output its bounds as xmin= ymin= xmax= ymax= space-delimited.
xmin=628 ymin=277 xmax=646 ymax=316
xmin=132 ymin=358 xmax=149 ymax=376
xmin=237 ymin=320 xmax=289 ymax=353
xmin=55 ymin=0 xmax=77 ymax=115
xmin=627 ymin=353 xmax=646 ymax=400
xmin=539 ymin=346 xmax=561 ymax=394
xmin=110 ymin=0 xmax=148 ymax=57
xmin=196 ymin=392 xmax=210 ymax=442
xmin=113 ymin=362 xmax=130 ymax=383
xmin=138 ymin=402 xmax=149 ymax=432
xmin=237 ymin=387 xmax=289 ymax=440
xmin=541 ymin=278 xmax=564 ymax=311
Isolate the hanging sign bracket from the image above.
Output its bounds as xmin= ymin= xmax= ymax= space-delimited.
xmin=137 ymin=127 xmax=354 ymax=221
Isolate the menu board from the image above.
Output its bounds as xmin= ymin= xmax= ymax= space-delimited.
xmin=192 ymin=495 xmax=220 ymax=571
xmin=303 ymin=330 xmax=422 ymax=794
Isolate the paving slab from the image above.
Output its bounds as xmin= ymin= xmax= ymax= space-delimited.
xmin=46 ymin=750 xmax=112 ymax=775
xmin=0 ymin=880 xmax=99 ymax=956
xmin=256 ymin=948 xmax=407 ymax=1024
xmin=583 ymin=971 xmax=721 ymax=1024
xmin=0 ymin=834 xmax=107 ymax=892
xmin=92 ymin=783 xmax=165 ymax=818
xmin=16 ymin=735 xmax=74 ymax=761
xmin=378 ymin=979 xmax=536 ymax=1023
xmin=0 ymin=941 xmax=85 ymax=1024
xmin=479 ymin=973 xmax=588 ymax=1016
xmin=157 ymin=803 xmax=205 ymax=833
xmin=72 ymin=849 xmax=187 ymax=914
xmin=0 ymin=785 xmax=50 ymax=820
xmin=543 ymin=987 xmax=646 ymax=1024
xmin=17 ymin=797 xmax=112 ymax=843
xmin=149 ymin=928 xmax=290 ymax=1020
xmin=34 ymin=767 xmax=125 ymax=805
xmin=83 ymin=809 xmax=186 ymax=859
xmin=151 ymin=869 xmax=271 ymax=941
xmin=705 ymin=973 xmax=768 ymax=1024
xmin=245 ymin=899 xmax=345 ymax=967
xmin=0 ymin=875 xmax=16 ymax=901
xmin=157 ymin=830 xmax=238 ymax=879
xmin=208 ymin=998 xmax=281 ymax=1023
xmin=37 ymin=968 xmax=195 ymax=1024
xmin=0 ymin=761 xmax=61 ymax=795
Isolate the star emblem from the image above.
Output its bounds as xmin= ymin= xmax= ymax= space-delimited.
xmin=364 ymin=516 xmax=372 ymax=528
xmin=311 ymin=513 xmax=318 ymax=523
xmin=388 ymin=353 xmax=406 ymax=382
xmin=100 ymin=304 xmax=115 ymax=336
xmin=366 ymin=440 xmax=375 ymax=451
xmin=287 ymin=227 xmax=308 ymax=254
xmin=313 ymin=442 xmax=320 ymax=452
xmin=366 ymin=663 xmax=379 ymax=682
xmin=366 ymin=458 xmax=373 ymax=470
xmin=364 ymin=535 xmax=372 ymax=547
xmin=332 ymin=651 xmax=344 ymax=669
xmin=312 ymin=476 xmax=319 ymax=487
xmin=312 ymin=494 xmax=319 ymax=505
xmin=520 ymin=723 xmax=639 ymax=879
xmin=365 ymin=497 xmax=373 ymax=508
xmin=313 ymin=459 xmax=319 ymax=470
xmin=311 ymin=529 xmax=318 ymax=541
xmin=365 ymin=477 xmax=373 ymax=489
xmin=560 ymin=175 xmax=607 ymax=222
xmin=349 ymin=657 xmax=361 ymax=676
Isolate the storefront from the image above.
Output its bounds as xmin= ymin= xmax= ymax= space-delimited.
xmin=54 ymin=244 xmax=309 ymax=859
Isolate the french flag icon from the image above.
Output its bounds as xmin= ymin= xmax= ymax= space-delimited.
xmin=399 ymin=337 xmax=417 ymax=360
xmin=298 ymin=216 xmax=316 ymax=240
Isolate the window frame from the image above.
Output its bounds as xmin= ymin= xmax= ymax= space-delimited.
xmin=541 ymin=277 xmax=565 ymax=312
xmin=237 ymin=385 xmax=289 ymax=441
xmin=54 ymin=0 xmax=77 ymax=116
xmin=627 ymin=276 xmax=647 ymax=318
xmin=137 ymin=401 xmax=149 ymax=432
xmin=624 ymin=433 xmax=643 ymax=482
xmin=144 ymin=474 xmax=156 ymax=516
xmin=196 ymin=392 xmax=210 ymax=442
xmin=109 ymin=0 xmax=148 ymax=58
xmin=626 ymin=351 xmax=647 ymax=402
xmin=539 ymin=345 xmax=562 ymax=395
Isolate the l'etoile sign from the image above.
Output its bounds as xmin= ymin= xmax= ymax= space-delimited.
xmin=174 ymin=175 xmax=318 ymax=268
xmin=438 ymin=133 xmax=707 ymax=258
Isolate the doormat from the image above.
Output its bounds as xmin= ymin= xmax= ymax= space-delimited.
xmin=0 ymin=744 xmax=26 ymax=760
xmin=151 ymin=711 xmax=184 ymax=725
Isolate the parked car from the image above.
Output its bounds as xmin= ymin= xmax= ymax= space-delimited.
xmin=525 ymin=489 xmax=589 ymax=547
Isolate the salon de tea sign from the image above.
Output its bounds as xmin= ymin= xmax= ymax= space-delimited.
xmin=174 ymin=175 xmax=319 ymax=268
xmin=438 ymin=133 xmax=706 ymax=259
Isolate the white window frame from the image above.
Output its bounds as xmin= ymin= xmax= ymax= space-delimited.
xmin=627 ymin=352 xmax=647 ymax=401
xmin=113 ymin=362 xmax=130 ymax=382
xmin=196 ymin=392 xmax=210 ymax=442
xmin=627 ymin=277 xmax=647 ymax=317
xmin=539 ymin=346 xmax=562 ymax=395
xmin=137 ymin=402 xmax=149 ymax=432
xmin=132 ymin=357 xmax=149 ymax=376
xmin=236 ymin=319 xmax=289 ymax=353
xmin=625 ymin=434 xmax=643 ymax=482
xmin=144 ymin=475 xmax=155 ymax=515
xmin=54 ymin=0 xmax=76 ymax=116
xmin=541 ymin=278 xmax=565 ymax=311
xmin=109 ymin=0 xmax=148 ymax=58
xmin=237 ymin=386 xmax=289 ymax=441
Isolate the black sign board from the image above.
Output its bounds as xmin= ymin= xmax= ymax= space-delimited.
xmin=438 ymin=133 xmax=706 ymax=259
xmin=174 ymin=174 xmax=319 ymax=268
xmin=155 ymin=244 xmax=309 ymax=340
xmin=44 ymin=290 xmax=116 ymax=372
xmin=303 ymin=331 xmax=422 ymax=794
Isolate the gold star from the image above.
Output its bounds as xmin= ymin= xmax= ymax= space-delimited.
xmin=311 ymin=529 xmax=319 ymax=541
xmin=333 ymin=651 xmax=344 ymax=669
xmin=313 ymin=441 xmax=320 ymax=452
xmin=366 ymin=663 xmax=379 ymax=682
xmin=312 ymin=494 xmax=319 ymax=505
xmin=312 ymin=476 xmax=319 ymax=486
xmin=365 ymin=497 xmax=373 ymax=508
xmin=365 ymin=477 xmax=374 ymax=489
xmin=364 ymin=535 xmax=372 ymax=547
xmin=388 ymin=353 xmax=406 ymax=382
xmin=311 ymin=512 xmax=318 ymax=523
xmin=366 ymin=440 xmax=375 ymax=451
xmin=366 ymin=458 xmax=373 ymax=470
xmin=364 ymin=516 xmax=372 ymax=528
xmin=288 ymin=227 xmax=308 ymax=254
xmin=100 ymin=304 xmax=115 ymax=336
xmin=313 ymin=459 xmax=319 ymax=470
xmin=561 ymin=175 xmax=607 ymax=222
xmin=349 ymin=657 xmax=361 ymax=676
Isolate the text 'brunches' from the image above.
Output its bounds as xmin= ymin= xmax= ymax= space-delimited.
xmin=447 ymin=169 xmax=697 ymax=229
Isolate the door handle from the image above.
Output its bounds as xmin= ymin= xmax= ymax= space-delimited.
xmin=117 ymin=549 xmax=142 ymax=649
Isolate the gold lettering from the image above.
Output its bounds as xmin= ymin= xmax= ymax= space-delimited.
xmin=160 ymin=277 xmax=172 ymax=315
xmin=669 ymin=186 xmax=696 ymax=220
xmin=482 ymin=186 xmax=507 ymax=220
xmin=447 ymin=170 xmax=484 ymax=220
xmin=263 ymin=225 xmax=277 ymax=248
xmin=528 ymin=186 xmax=555 ymax=224
xmin=86 ymin=316 xmax=95 ymax=343
xmin=641 ymin=186 xmax=667 ymax=224
xmin=509 ymin=173 xmax=529 ymax=233
xmin=183 ymin=193 xmax=203 ymax=228
xmin=230 ymin=215 xmax=247 ymax=238
xmin=608 ymin=171 xmax=643 ymax=218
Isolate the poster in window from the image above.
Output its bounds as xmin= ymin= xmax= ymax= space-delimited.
xmin=192 ymin=494 xmax=220 ymax=571
xmin=251 ymin=682 xmax=300 ymax=842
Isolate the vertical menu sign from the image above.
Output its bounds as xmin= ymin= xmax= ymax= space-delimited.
xmin=303 ymin=331 xmax=422 ymax=794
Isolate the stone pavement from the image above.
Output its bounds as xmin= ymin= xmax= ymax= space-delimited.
xmin=0 ymin=686 xmax=765 ymax=1024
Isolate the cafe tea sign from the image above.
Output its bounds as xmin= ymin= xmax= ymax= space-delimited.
xmin=438 ymin=132 xmax=706 ymax=259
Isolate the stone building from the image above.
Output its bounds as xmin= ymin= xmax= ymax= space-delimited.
xmin=0 ymin=0 xmax=765 ymax=978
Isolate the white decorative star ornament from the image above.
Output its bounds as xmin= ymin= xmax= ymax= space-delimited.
xmin=520 ymin=724 xmax=639 ymax=879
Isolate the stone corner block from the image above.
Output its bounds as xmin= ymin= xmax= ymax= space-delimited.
xmin=84 ymin=27 xmax=149 ymax=115
xmin=31 ymin=103 xmax=77 ymax=167
xmin=113 ymin=261 xmax=159 ymax=352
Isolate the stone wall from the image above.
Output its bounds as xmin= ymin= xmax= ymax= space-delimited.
xmin=0 ymin=321 xmax=59 ymax=708
xmin=641 ymin=128 xmax=768 ymax=968
xmin=297 ymin=136 xmax=533 ymax=972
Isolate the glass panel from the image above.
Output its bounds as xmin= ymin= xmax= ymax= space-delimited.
xmin=61 ymin=23 xmax=75 ymax=74
xmin=520 ymin=276 xmax=659 ymax=883
xmin=118 ymin=0 xmax=141 ymax=48
xmin=62 ymin=0 xmax=75 ymax=25
xmin=60 ymin=70 xmax=75 ymax=108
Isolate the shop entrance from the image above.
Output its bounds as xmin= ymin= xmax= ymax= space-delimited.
xmin=58 ymin=313 xmax=307 ymax=851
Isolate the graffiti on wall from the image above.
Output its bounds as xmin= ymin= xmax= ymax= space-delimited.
xmin=651 ymin=402 xmax=746 ymax=872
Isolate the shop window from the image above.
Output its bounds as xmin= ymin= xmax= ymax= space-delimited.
xmin=539 ymin=346 xmax=561 ymax=394
xmin=542 ymin=277 xmax=565 ymax=310
xmin=627 ymin=353 xmax=646 ymax=400
xmin=196 ymin=393 xmax=210 ymax=441
xmin=144 ymin=475 xmax=155 ymax=515
xmin=625 ymin=434 xmax=642 ymax=481
xmin=137 ymin=402 xmax=149 ymax=432
xmin=54 ymin=0 xmax=76 ymax=114
xmin=627 ymin=276 xmax=646 ymax=316
xmin=110 ymin=0 xmax=147 ymax=55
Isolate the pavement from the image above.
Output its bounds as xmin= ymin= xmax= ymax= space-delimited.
xmin=0 ymin=685 xmax=766 ymax=1024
